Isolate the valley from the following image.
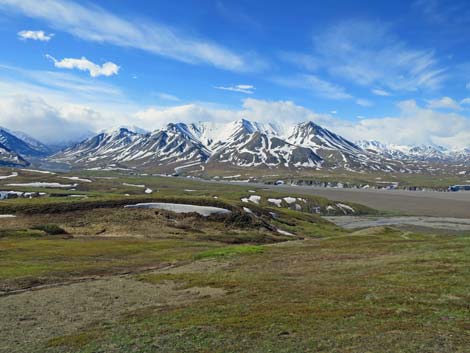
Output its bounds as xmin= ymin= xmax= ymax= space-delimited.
xmin=0 ymin=167 xmax=469 ymax=352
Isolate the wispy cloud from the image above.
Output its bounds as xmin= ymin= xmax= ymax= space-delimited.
xmin=371 ymin=88 xmax=391 ymax=96
xmin=279 ymin=52 xmax=319 ymax=71
xmin=46 ymin=55 xmax=119 ymax=77
xmin=413 ymin=0 xmax=470 ymax=25
xmin=17 ymin=30 xmax=53 ymax=41
xmin=460 ymin=97 xmax=470 ymax=105
xmin=311 ymin=19 xmax=447 ymax=91
xmin=273 ymin=74 xmax=352 ymax=100
xmin=154 ymin=92 xmax=180 ymax=101
xmin=356 ymin=98 xmax=373 ymax=107
xmin=0 ymin=0 xmax=264 ymax=72
xmin=215 ymin=84 xmax=255 ymax=94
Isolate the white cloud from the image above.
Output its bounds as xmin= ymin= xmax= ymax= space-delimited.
xmin=312 ymin=19 xmax=447 ymax=91
xmin=371 ymin=88 xmax=391 ymax=96
xmin=332 ymin=100 xmax=470 ymax=149
xmin=215 ymin=84 xmax=255 ymax=94
xmin=461 ymin=98 xmax=470 ymax=105
xmin=356 ymin=98 xmax=373 ymax=107
xmin=17 ymin=30 xmax=53 ymax=41
xmin=279 ymin=52 xmax=319 ymax=71
xmin=427 ymin=96 xmax=461 ymax=110
xmin=1 ymin=0 xmax=264 ymax=72
xmin=0 ymin=95 xmax=93 ymax=144
xmin=136 ymin=98 xmax=470 ymax=149
xmin=154 ymin=92 xmax=180 ymax=102
xmin=330 ymin=110 xmax=337 ymax=114
xmin=1 ymin=61 xmax=470 ymax=149
xmin=46 ymin=55 xmax=119 ymax=77
xmin=273 ymin=74 xmax=352 ymax=100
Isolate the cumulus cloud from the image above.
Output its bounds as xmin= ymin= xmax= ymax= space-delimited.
xmin=0 ymin=95 xmax=94 ymax=144
xmin=1 ymin=0 xmax=264 ymax=72
xmin=17 ymin=30 xmax=53 ymax=41
xmin=133 ymin=98 xmax=470 ymax=149
xmin=46 ymin=55 xmax=119 ymax=77
xmin=332 ymin=100 xmax=470 ymax=149
xmin=427 ymin=96 xmax=461 ymax=110
xmin=215 ymin=84 xmax=255 ymax=94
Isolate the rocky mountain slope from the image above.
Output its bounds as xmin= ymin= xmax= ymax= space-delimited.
xmin=49 ymin=119 xmax=406 ymax=172
xmin=3 ymin=119 xmax=470 ymax=175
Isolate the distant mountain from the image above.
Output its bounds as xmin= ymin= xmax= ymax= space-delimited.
xmin=52 ymin=125 xmax=211 ymax=171
xmin=48 ymin=119 xmax=391 ymax=172
xmin=208 ymin=120 xmax=323 ymax=168
xmin=0 ymin=142 xmax=29 ymax=167
xmin=0 ymin=128 xmax=50 ymax=158
xmin=356 ymin=140 xmax=470 ymax=163
xmin=0 ymin=118 xmax=460 ymax=175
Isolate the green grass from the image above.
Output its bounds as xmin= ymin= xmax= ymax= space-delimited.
xmin=39 ymin=231 xmax=470 ymax=353
xmin=0 ymin=237 xmax=219 ymax=290
xmin=194 ymin=245 xmax=264 ymax=260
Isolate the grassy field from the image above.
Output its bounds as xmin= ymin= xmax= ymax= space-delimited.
xmin=0 ymin=167 xmax=469 ymax=352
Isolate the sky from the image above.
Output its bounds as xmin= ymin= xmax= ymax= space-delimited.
xmin=1 ymin=0 xmax=470 ymax=149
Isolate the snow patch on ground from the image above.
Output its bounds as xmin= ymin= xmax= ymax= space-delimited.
xmin=22 ymin=169 xmax=55 ymax=174
xmin=241 ymin=195 xmax=261 ymax=204
xmin=283 ymin=197 xmax=297 ymax=204
xmin=144 ymin=188 xmax=153 ymax=194
xmin=248 ymin=195 xmax=261 ymax=204
xmin=125 ymin=203 xmax=231 ymax=216
xmin=62 ymin=176 xmax=92 ymax=183
xmin=123 ymin=183 xmax=146 ymax=188
xmin=223 ymin=175 xmax=241 ymax=179
xmin=243 ymin=207 xmax=253 ymax=214
xmin=0 ymin=215 xmax=16 ymax=218
xmin=0 ymin=172 xmax=18 ymax=180
xmin=336 ymin=203 xmax=355 ymax=214
xmin=276 ymin=228 xmax=294 ymax=236
xmin=268 ymin=198 xmax=282 ymax=207
xmin=7 ymin=182 xmax=76 ymax=188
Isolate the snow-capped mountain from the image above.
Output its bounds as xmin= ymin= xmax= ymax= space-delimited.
xmin=287 ymin=122 xmax=402 ymax=172
xmin=52 ymin=124 xmax=211 ymax=171
xmin=188 ymin=119 xmax=281 ymax=148
xmin=0 ymin=142 xmax=29 ymax=167
xmin=49 ymin=119 xmax=393 ymax=172
xmin=0 ymin=128 xmax=50 ymax=158
xmin=209 ymin=123 xmax=323 ymax=168
xmin=0 ymin=118 xmax=461 ymax=174
xmin=356 ymin=140 xmax=470 ymax=163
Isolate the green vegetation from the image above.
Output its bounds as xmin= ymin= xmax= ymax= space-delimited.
xmin=48 ymin=231 xmax=470 ymax=353
xmin=32 ymin=224 xmax=68 ymax=235
xmin=194 ymin=244 xmax=264 ymax=259
xmin=1 ymin=167 xmax=469 ymax=352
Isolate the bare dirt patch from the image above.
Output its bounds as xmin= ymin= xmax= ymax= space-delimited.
xmin=0 ymin=276 xmax=225 ymax=353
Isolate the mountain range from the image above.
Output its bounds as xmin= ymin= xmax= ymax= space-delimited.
xmin=1 ymin=120 xmax=470 ymax=175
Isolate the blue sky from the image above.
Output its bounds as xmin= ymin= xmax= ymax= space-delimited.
xmin=1 ymin=0 xmax=470 ymax=148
